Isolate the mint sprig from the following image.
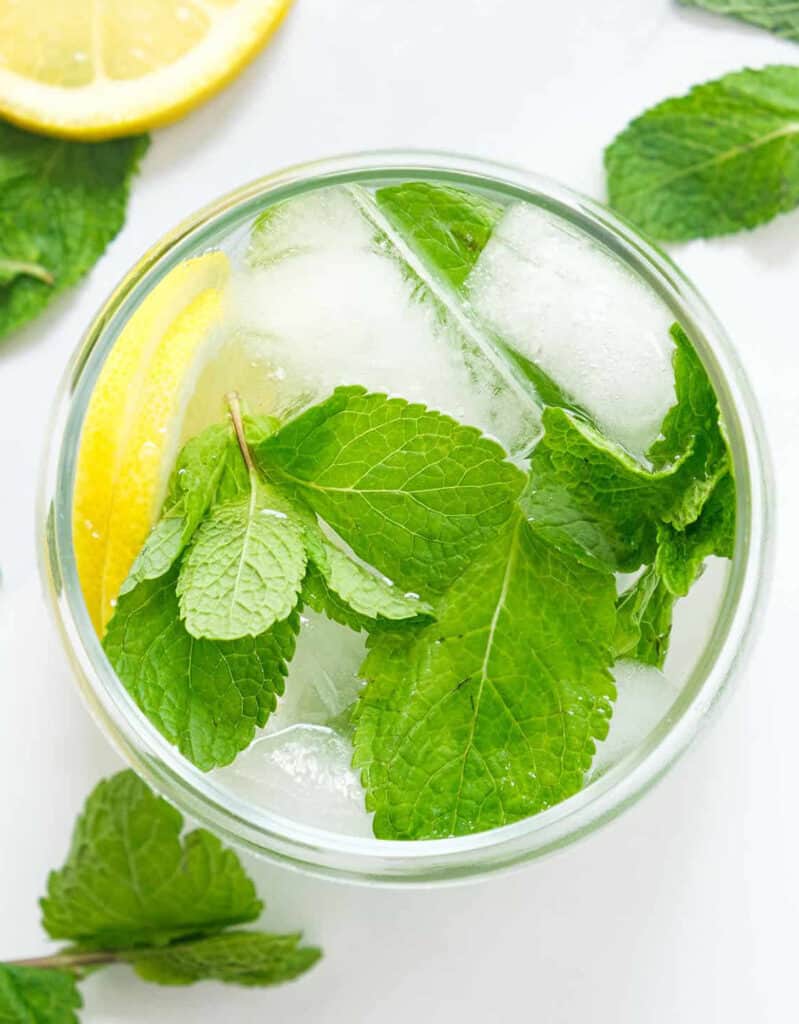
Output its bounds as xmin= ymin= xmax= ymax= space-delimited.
xmin=605 ymin=65 xmax=799 ymax=241
xmin=0 ymin=772 xmax=320 ymax=1022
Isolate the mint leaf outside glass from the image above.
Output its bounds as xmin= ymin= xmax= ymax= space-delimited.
xmin=680 ymin=0 xmax=799 ymax=41
xmin=0 ymin=964 xmax=81 ymax=1024
xmin=0 ymin=125 xmax=148 ymax=339
xmin=354 ymin=512 xmax=616 ymax=839
xmin=605 ymin=65 xmax=799 ymax=241
xmin=2 ymin=772 xmax=320 ymax=1021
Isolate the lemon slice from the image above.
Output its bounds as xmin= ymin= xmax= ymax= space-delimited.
xmin=74 ymin=251 xmax=229 ymax=636
xmin=0 ymin=0 xmax=293 ymax=139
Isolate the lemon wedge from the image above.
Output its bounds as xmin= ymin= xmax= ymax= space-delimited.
xmin=73 ymin=251 xmax=229 ymax=636
xmin=0 ymin=0 xmax=293 ymax=139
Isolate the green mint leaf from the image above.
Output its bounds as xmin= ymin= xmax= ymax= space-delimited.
xmin=614 ymin=566 xmax=675 ymax=668
xmin=257 ymin=387 xmax=526 ymax=596
xmin=647 ymin=324 xmax=729 ymax=525
xmin=121 ymin=423 xmax=232 ymax=594
xmin=375 ymin=182 xmax=503 ymax=290
xmin=128 ymin=931 xmax=321 ymax=988
xmin=605 ymin=65 xmax=799 ymax=240
xmin=124 ymin=414 xmax=282 ymax=596
xmin=177 ymin=479 xmax=306 ymax=642
xmin=41 ymin=771 xmax=262 ymax=950
xmin=0 ymin=965 xmax=81 ymax=1024
xmin=526 ymin=324 xmax=732 ymax=572
xmin=315 ymin=540 xmax=433 ymax=623
xmin=354 ymin=513 xmax=616 ymax=839
xmin=526 ymin=407 xmax=678 ymax=571
xmin=679 ymin=0 xmax=799 ymax=42
xmin=655 ymin=472 xmax=735 ymax=596
xmin=0 ymin=126 xmax=148 ymax=338
xmin=104 ymin=570 xmax=299 ymax=770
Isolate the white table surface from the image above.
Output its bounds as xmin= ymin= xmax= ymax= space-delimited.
xmin=1 ymin=2 xmax=795 ymax=1020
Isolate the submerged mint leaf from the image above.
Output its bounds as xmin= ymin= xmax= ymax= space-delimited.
xmin=656 ymin=472 xmax=735 ymax=596
xmin=257 ymin=387 xmax=526 ymax=596
xmin=605 ymin=65 xmax=799 ymax=240
xmin=129 ymin=931 xmax=321 ymax=988
xmin=354 ymin=513 xmax=616 ymax=839
xmin=614 ymin=566 xmax=676 ymax=668
xmin=41 ymin=771 xmax=262 ymax=950
xmin=177 ymin=479 xmax=306 ymax=642
xmin=375 ymin=182 xmax=503 ymax=290
xmin=526 ymin=406 xmax=679 ymax=571
xmin=680 ymin=0 xmax=799 ymax=42
xmin=0 ymin=964 xmax=81 ymax=1024
xmin=526 ymin=323 xmax=733 ymax=572
xmin=104 ymin=569 xmax=299 ymax=770
xmin=0 ymin=126 xmax=148 ymax=338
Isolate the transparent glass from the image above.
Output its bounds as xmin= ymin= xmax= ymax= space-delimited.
xmin=39 ymin=152 xmax=772 ymax=884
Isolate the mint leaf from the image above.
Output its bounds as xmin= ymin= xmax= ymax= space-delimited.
xmin=0 ymin=126 xmax=148 ymax=338
xmin=104 ymin=570 xmax=299 ymax=770
xmin=614 ymin=567 xmax=676 ymax=668
xmin=177 ymin=480 xmax=306 ymax=642
xmin=680 ymin=0 xmax=799 ymax=42
xmin=656 ymin=472 xmax=735 ymax=596
xmin=526 ymin=406 xmax=682 ymax=571
xmin=129 ymin=931 xmax=321 ymax=988
xmin=648 ymin=325 xmax=729 ymax=524
xmin=122 ymin=424 xmax=232 ymax=594
xmin=605 ymin=65 xmax=799 ymax=240
xmin=354 ymin=513 xmax=616 ymax=839
xmin=526 ymin=324 xmax=731 ymax=572
xmin=41 ymin=771 xmax=261 ymax=950
xmin=315 ymin=539 xmax=433 ymax=622
xmin=257 ymin=387 xmax=526 ymax=596
xmin=375 ymin=182 xmax=503 ymax=289
xmin=0 ymin=965 xmax=81 ymax=1024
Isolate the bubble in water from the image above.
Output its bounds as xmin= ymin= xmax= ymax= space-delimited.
xmin=467 ymin=203 xmax=676 ymax=455
xmin=589 ymin=660 xmax=681 ymax=780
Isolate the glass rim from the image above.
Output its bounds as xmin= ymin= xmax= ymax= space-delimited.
xmin=39 ymin=149 xmax=773 ymax=885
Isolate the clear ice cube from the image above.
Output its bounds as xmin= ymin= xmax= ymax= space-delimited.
xmin=222 ymin=725 xmax=373 ymax=837
xmin=265 ymin=608 xmax=366 ymax=734
xmin=227 ymin=185 xmax=540 ymax=454
xmin=589 ymin=660 xmax=681 ymax=779
xmin=466 ymin=202 xmax=676 ymax=454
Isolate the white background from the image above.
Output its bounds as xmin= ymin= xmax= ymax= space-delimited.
xmin=0 ymin=1 xmax=796 ymax=1021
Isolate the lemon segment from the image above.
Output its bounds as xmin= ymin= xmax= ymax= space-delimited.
xmin=73 ymin=252 xmax=229 ymax=635
xmin=0 ymin=0 xmax=293 ymax=139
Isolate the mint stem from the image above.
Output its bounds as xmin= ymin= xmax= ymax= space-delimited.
xmin=226 ymin=391 xmax=256 ymax=474
xmin=0 ymin=258 xmax=54 ymax=285
xmin=7 ymin=950 xmax=120 ymax=970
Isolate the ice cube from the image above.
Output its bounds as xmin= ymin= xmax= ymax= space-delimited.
xmin=466 ymin=203 xmax=676 ymax=455
xmin=219 ymin=725 xmax=373 ymax=837
xmin=227 ymin=185 xmax=540 ymax=454
xmin=265 ymin=608 xmax=366 ymax=734
xmin=589 ymin=660 xmax=680 ymax=779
